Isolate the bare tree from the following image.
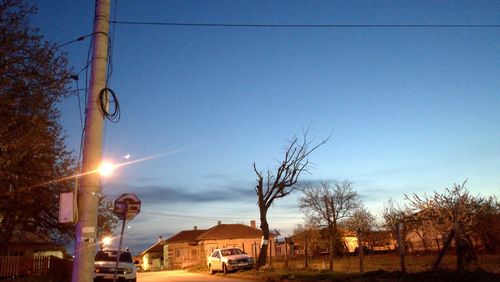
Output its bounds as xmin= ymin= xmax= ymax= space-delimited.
xmin=381 ymin=198 xmax=412 ymax=272
xmin=299 ymin=180 xmax=360 ymax=271
xmin=293 ymin=220 xmax=320 ymax=269
xmin=381 ymin=198 xmax=416 ymax=247
xmin=343 ymin=205 xmax=376 ymax=273
xmin=381 ymin=198 xmax=406 ymax=238
xmin=344 ymin=205 xmax=376 ymax=235
xmin=253 ymin=131 xmax=328 ymax=269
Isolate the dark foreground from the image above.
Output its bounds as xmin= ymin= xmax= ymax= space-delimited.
xmin=261 ymin=269 xmax=500 ymax=282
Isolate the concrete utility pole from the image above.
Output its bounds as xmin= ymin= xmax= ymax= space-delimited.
xmin=72 ymin=0 xmax=111 ymax=281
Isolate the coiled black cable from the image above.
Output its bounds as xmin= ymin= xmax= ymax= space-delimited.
xmin=98 ymin=87 xmax=120 ymax=123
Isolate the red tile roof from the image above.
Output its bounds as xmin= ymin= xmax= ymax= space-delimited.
xmin=140 ymin=241 xmax=163 ymax=255
xmin=196 ymin=224 xmax=264 ymax=240
xmin=166 ymin=229 xmax=208 ymax=243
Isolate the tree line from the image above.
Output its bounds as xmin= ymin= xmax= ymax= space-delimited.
xmin=252 ymin=133 xmax=500 ymax=272
xmin=0 ymin=0 xmax=117 ymax=254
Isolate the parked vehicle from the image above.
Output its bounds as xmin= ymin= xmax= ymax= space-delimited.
xmin=94 ymin=249 xmax=137 ymax=282
xmin=207 ymin=247 xmax=255 ymax=274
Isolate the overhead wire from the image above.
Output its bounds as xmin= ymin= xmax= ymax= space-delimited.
xmin=140 ymin=209 xmax=303 ymax=222
xmin=55 ymin=33 xmax=95 ymax=49
xmin=72 ymin=29 xmax=95 ymax=225
xmin=110 ymin=21 xmax=500 ymax=29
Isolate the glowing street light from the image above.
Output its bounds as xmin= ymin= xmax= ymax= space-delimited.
xmin=102 ymin=236 xmax=113 ymax=247
xmin=98 ymin=161 xmax=114 ymax=177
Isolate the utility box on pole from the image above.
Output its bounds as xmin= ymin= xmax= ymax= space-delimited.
xmin=59 ymin=192 xmax=74 ymax=223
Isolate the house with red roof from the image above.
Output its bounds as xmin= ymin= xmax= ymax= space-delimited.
xmin=140 ymin=220 xmax=278 ymax=270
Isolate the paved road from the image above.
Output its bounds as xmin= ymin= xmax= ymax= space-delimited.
xmin=137 ymin=270 xmax=255 ymax=282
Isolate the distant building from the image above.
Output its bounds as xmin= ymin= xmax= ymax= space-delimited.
xmin=138 ymin=238 xmax=165 ymax=271
xmin=291 ymin=228 xmax=397 ymax=256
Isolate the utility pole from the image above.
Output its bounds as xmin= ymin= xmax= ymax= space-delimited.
xmin=72 ymin=0 xmax=110 ymax=281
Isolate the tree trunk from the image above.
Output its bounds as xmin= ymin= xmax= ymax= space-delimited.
xmin=284 ymin=238 xmax=288 ymax=270
xmin=455 ymin=221 xmax=465 ymax=272
xmin=304 ymin=234 xmax=309 ymax=269
xmin=269 ymin=239 xmax=272 ymax=267
xmin=432 ymin=229 xmax=454 ymax=270
xmin=256 ymin=208 xmax=269 ymax=269
xmin=328 ymin=225 xmax=334 ymax=271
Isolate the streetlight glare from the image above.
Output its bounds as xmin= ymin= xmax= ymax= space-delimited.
xmin=102 ymin=236 xmax=113 ymax=246
xmin=98 ymin=161 xmax=114 ymax=176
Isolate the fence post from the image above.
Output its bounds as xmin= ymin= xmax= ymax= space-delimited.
xmin=358 ymin=228 xmax=364 ymax=274
xmin=269 ymin=239 xmax=272 ymax=267
xmin=397 ymin=222 xmax=406 ymax=273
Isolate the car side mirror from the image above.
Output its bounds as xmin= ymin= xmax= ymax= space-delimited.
xmin=134 ymin=260 xmax=140 ymax=264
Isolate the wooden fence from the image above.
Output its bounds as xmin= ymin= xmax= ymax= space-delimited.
xmin=0 ymin=255 xmax=68 ymax=278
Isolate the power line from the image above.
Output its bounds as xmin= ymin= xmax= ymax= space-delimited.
xmin=140 ymin=209 xmax=302 ymax=221
xmin=56 ymin=33 xmax=94 ymax=48
xmin=110 ymin=20 xmax=500 ymax=29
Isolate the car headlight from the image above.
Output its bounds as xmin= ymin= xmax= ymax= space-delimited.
xmin=124 ymin=267 xmax=133 ymax=274
xmin=227 ymin=259 xmax=236 ymax=264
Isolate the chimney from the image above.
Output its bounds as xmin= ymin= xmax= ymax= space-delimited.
xmin=217 ymin=220 xmax=222 ymax=225
xmin=250 ymin=220 xmax=256 ymax=229
xmin=158 ymin=235 xmax=163 ymax=242
xmin=194 ymin=226 xmax=197 ymax=230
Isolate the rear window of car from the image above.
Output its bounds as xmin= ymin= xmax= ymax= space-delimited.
xmin=221 ymin=248 xmax=244 ymax=256
xmin=95 ymin=251 xmax=132 ymax=263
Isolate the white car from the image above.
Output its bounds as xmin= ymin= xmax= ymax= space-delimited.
xmin=207 ymin=247 xmax=255 ymax=274
xmin=94 ymin=250 xmax=137 ymax=282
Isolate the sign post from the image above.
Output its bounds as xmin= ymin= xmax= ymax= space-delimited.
xmin=112 ymin=194 xmax=141 ymax=282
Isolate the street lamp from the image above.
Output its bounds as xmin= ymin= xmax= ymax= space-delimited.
xmin=98 ymin=161 xmax=114 ymax=177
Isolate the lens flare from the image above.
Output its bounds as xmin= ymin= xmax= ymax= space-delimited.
xmin=102 ymin=236 xmax=113 ymax=246
xmin=98 ymin=161 xmax=114 ymax=176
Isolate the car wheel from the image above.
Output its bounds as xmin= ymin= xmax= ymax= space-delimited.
xmin=222 ymin=263 xmax=228 ymax=274
xmin=209 ymin=264 xmax=215 ymax=275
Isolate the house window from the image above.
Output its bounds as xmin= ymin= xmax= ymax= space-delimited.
xmin=176 ymin=249 xmax=187 ymax=258
xmin=191 ymin=249 xmax=197 ymax=258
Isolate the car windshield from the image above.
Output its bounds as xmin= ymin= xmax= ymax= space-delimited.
xmin=221 ymin=248 xmax=244 ymax=256
xmin=95 ymin=250 xmax=133 ymax=263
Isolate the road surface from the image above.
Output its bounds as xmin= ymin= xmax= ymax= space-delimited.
xmin=137 ymin=270 xmax=256 ymax=282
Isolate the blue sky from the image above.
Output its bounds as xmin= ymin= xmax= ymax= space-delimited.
xmin=30 ymin=0 xmax=500 ymax=254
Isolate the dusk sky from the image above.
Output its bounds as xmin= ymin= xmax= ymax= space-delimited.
xmin=30 ymin=0 xmax=499 ymax=254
